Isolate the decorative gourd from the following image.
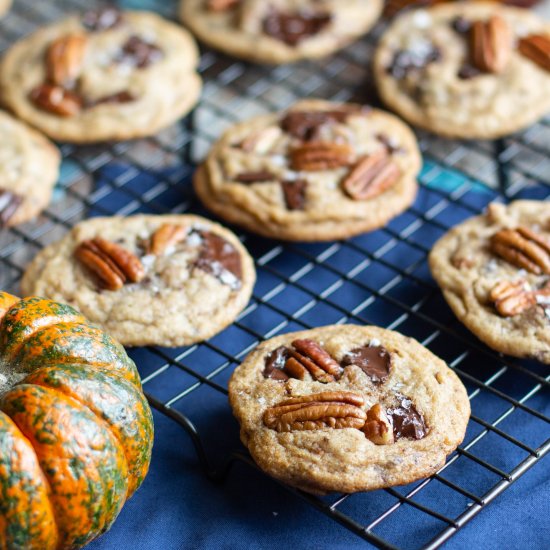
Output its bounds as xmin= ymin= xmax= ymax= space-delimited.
xmin=0 ymin=292 xmax=154 ymax=549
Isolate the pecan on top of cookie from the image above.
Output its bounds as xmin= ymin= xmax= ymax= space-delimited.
xmin=260 ymin=336 xmax=427 ymax=446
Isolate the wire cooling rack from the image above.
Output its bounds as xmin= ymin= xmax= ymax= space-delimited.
xmin=1 ymin=1 xmax=549 ymax=548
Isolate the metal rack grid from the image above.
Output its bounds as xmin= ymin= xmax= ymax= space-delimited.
xmin=1 ymin=1 xmax=549 ymax=548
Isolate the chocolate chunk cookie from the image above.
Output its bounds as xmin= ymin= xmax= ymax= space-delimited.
xmin=180 ymin=0 xmax=383 ymax=64
xmin=0 ymin=8 xmax=201 ymax=142
xmin=194 ymin=99 xmax=421 ymax=241
xmin=430 ymin=201 xmax=550 ymax=363
xmin=0 ymin=0 xmax=11 ymax=18
xmin=374 ymin=3 xmax=550 ymax=139
xmin=0 ymin=110 xmax=60 ymax=228
xmin=21 ymin=215 xmax=256 ymax=347
xmin=229 ymin=324 xmax=470 ymax=494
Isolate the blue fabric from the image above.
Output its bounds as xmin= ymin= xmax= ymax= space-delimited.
xmin=79 ymin=157 xmax=549 ymax=549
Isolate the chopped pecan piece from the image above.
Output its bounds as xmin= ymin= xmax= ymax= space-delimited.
xmin=75 ymin=237 xmax=145 ymax=290
xmin=263 ymin=10 xmax=332 ymax=46
xmin=263 ymin=391 xmax=366 ymax=433
xmin=207 ymin=0 xmax=240 ymax=12
xmin=490 ymin=226 xmax=550 ymax=275
xmin=30 ymin=84 xmax=83 ymax=117
xmin=471 ymin=15 xmax=512 ymax=73
xmin=342 ymin=150 xmax=400 ymax=201
xmin=261 ymin=339 xmax=342 ymax=382
xmin=490 ymin=279 xmax=550 ymax=317
xmin=518 ymin=34 xmax=550 ymax=72
xmin=240 ymin=126 xmax=282 ymax=153
xmin=281 ymin=179 xmax=307 ymax=210
xmin=0 ymin=190 xmax=23 ymax=228
xmin=290 ymin=142 xmax=354 ymax=171
xmin=46 ymin=33 xmax=88 ymax=87
xmin=362 ymin=404 xmax=395 ymax=445
xmin=149 ymin=223 xmax=187 ymax=255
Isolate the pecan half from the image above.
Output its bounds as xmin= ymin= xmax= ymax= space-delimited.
xmin=262 ymin=339 xmax=342 ymax=383
xmin=362 ymin=404 xmax=395 ymax=445
xmin=342 ymin=150 xmax=400 ymax=201
xmin=263 ymin=391 xmax=366 ymax=433
xmin=490 ymin=226 xmax=550 ymax=275
xmin=490 ymin=279 xmax=550 ymax=317
xmin=149 ymin=224 xmax=187 ymax=255
xmin=75 ymin=237 xmax=145 ymax=290
xmin=518 ymin=34 xmax=550 ymax=72
xmin=30 ymin=84 xmax=82 ymax=117
xmin=471 ymin=15 xmax=512 ymax=74
xmin=207 ymin=0 xmax=240 ymax=11
xmin=290 ymin=142 xmax=354 ymax=171
xmin=46 ymin=33 xmax=87 ymax=87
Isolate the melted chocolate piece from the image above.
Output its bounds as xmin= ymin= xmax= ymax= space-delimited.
xmin=263 ymin=10 xmax=332 ymax=46
xmin=281 ymin=180 xmax=307 ymax=211
xmin=263 ymin=346 xmax=291 ymax=381
xmin=451 ymin=16 xmax=472 ymax=34
xmin=341 ymin=345 xmax=391 ymax=384
xmin=0 ymin=190 xmax=23 ymax=227
xmin=118 ymin=36 xmax=164 ymax=69
xmin=86 ymin=91 xmax=136 ymax=107
xmin=194 ymin=230 xmax=242 ymax=290
xmin=82 ymin=7 xmax=124 ymax=31
xmin=387 ymin=46 xmax=441 ymax=79
xmin=280 ymin=110 xmax=352 ymax=141
xmin=388 ymin=395 xmax=427 ymax=440
xmin=235 ymin=171 xmax=276 ymax=183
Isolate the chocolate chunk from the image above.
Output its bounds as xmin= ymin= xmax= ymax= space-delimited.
xmin=387 ymin=46 xmax=441 ymax=79
xmin=281 ymin=179 xmax=307 ymax=211
xmin=376 ymin=133 xmax=405 ymax=155
xmin=263 ymin=10 xmax=332 ymax=46
xmin=82 ymin=7 xmax=124 ymax=31
xmin=451 ymin=16 xmax=472 ymax=34
xmin=457 ymin=64 xmax=482 ymax=80
xmin=0 ymin=190 xmax=23 ymax=227
xmin=86 ymin=91 xmax=136 ymax=108
xmin=117 ymin=36 xmax=164 ymax=69
xmin=341 ymin=345 xmax=392 ymax=383
xmin=263 ymin=346 xmax=291 ymax=381
xmin=280 ymin=110 xmax=351 ymax=141
xmin=235 ymin=171 xmax=276 ymax=183
xmin=388 ymin=395 xmax=427 ymax=440
xmin=194 ymin=230 xmax=243 ymax=290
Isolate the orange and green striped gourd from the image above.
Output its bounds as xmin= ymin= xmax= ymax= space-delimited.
xmin=0 ymin=292 xmax=154 ymax=549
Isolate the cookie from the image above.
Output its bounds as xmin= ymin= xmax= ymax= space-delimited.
xmin=229 ymin=324 xmax=469 ymax=494
xmin=374 ymin=3 xmax=550 ymax=139
xmin=180 ymin=0 xmax=383 ymax=64
xmin=0 ymin=0 xmax=11 ymax=18
xmin=429 ymin=201 xmax=550 ymax=364
xmin=0 ymin=7 xmax=201 ymax=143
xmin=21 ymin=215 xmax=256 ymax=347
xmin=194 ymin=99 xmax=421 ymax=242
xmin=0 ymin=110 xmax=60 ymax=228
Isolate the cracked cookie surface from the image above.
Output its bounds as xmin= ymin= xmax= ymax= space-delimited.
xmin=21 ymin=215 xmax=256 ymax=347
xmin=180 ymin=0 xmax=383 ymax=64
xmin=429 ymin=200 xmax=550 ymax=363
xmin=195 ymin=99 xmax=421 ymax=241
xmin=0 ymin=110 xmax=60 ymax=227
xmin=374 ymin=3 xmax=550 ymax=139
xmin=229 ymin=324 xmax=469 ymax=494
xmin=0 ymin=8 xmax=201 ymax=142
